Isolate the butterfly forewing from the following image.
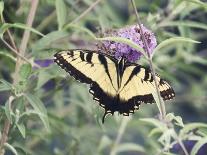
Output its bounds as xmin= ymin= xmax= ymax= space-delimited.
xmin=54 ymin=50 xmax=118 ymax=96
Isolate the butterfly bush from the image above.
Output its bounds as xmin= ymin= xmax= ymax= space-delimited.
xmin=101 ymin=24 xmax=157 ymax=62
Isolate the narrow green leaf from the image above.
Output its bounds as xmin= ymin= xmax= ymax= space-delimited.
xmin=64 ymin=24 xmax=96 ymax=39
xmin=19 ymin=64 xmax=32 ymax=80
xmin=115 ymin=143 xmax=145 ymax=153
xmin=0 ymin=79 xmax=13 ymax=92
xmin=0 ymin=84 xmax=11 ymax=91
xmin=96 ymin=37 xmax=146 ymax=57
xmin=24 ymin=93 xmax=50 ymax=131
xmin=0 ymin=51 xmax=16 ymax=62
xmin=98 ymin=136 xmax=112 ymax=151
xmin=0 ymin=1 xmax=4 ymax=19
xmin=184 ymin=0 xmax=207 ymax=9
xmin=191 ymin=138 xmax=207 ymax=155
xmin=5 ymin=100 xmax=12 ymax=122
xmin=180 ymin=123 xmax=207 ymax=137
xmin=148 ymin=128 xmax=162 ymax=137
xmin=140 ymin=118 xmax=167 ymax=131
xmin=16 ymin=123 xmax=26 ymax=138
xmin=159 ymin=21 xmax=207 ymax=30
xmin=166 ymin=113 xmax=184 ymax=127
xmin=163 ymin=152 xmax=179 ymax=155
xmin=56 ymin=0 xmax=67 ymax=30
xmin=0 ymin=23 xmax=44 ymax=38
xmin=182 ymin=52 xmax=207 ymax=65
xmin=158 ymin=129 xmax=175 ymax=146
xmin=151 ymin=91 xmax=164 ymax=117
xmin=4 ymin=143 xmax=18 ymax=155
xmin=32 ymin=30 xmax=69 ymax=52
xmin=19 ymin=110 xmax=44 ymax=118
xmin=154 ymin=37 xmax=200 ymax=54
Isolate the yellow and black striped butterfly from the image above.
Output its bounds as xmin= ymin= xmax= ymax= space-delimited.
xmin=54 ymin=50 xmax=175 ymax=122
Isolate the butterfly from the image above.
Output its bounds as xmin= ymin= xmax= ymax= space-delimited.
xmin=54 ymin=49 xmax=175 ymax=123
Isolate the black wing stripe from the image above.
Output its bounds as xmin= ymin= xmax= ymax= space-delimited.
xmin=143 ymin=69 xmax=149 ymax=81
xmin=98 ymin=54 xmax=115 ymax=89
xmin=80 ymin=51 xmax=85 ymax=61
xmin=86 ymin=52 xmax=93 ymax=63
xmin=122 ymin=66 xmax=141 ymax=88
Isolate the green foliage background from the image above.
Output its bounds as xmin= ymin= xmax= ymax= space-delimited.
xmin=0 ymin=0 xmax=207 ymax=155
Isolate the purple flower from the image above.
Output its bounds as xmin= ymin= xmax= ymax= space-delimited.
xmin=100 ymin=24 xmax=157 ymax=62
xmin=34 ymin=59 xmax=54 ymax=67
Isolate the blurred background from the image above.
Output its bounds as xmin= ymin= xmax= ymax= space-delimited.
xmin=0 ymin=0 xmax=207 ymax=155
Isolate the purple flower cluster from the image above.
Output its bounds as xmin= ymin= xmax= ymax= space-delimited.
xmin=101 ymin=24 xmax=157 ymax=62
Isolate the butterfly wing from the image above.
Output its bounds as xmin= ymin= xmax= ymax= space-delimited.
xmin=54 ymin=50 xmax=119 ymax=111
xmin=117 ymin=63 xmax=175 ymax=115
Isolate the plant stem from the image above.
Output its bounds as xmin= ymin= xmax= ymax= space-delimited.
xmin=70 ymin=0 xmax=102 ymax=24
xmin=15 ymin=0 xmax=39 ymax=82
xmin=1 ymin=38 xmax=40 ymax=68
xmin=0 ymin=0 xmax=39 ymax=154
xmin=36 ymin=11 xmax=56 ymax=32
xmin=173 ymin=131 xmax=189 ymax=155
xmin=0 ymin=121 xmax=10 ymax=155
xmin=1 ymin=17 xmax=18 ymax=51
xmin=110 ymin=117 xmax=131 ymax=155
xmin=130 ymin=0 xmax=166 ymax=120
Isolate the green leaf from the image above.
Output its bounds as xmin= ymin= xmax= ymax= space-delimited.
xmin=0 ymin=84 xmax=11 ymax=92
xmin=0 ymin=50 xmax=16 ymax=62
xmin=184 ymin=0 xmax=207 ymax=9
xmin=64 ymin=24 xmax=96 ymax=39
xmin=158 ymin=129 xmax=175 ymax=146
xmin=139 ymin=118 xmax=167 ymax=131
xmin=0 ymin=79 xmax=13 ymax=92
xmin=191 ymin=137 xmax=207 ymax=155
xmin=148 ymin=128 xmax=162 ymax=137
xmin=163 ymin=152 xmax=179 ymax=155
xmin=35 ymin=68 xmax=55 ymax=90
xmin=151 ymin=91 xmax=165 ymax=117
xmin=4 ymin=143 xmax=18 ymax=155
xmin=98 ymin=136 xmax=112 ymax=151
xmin=0 ymin=1 xmax=4 ymax=20
xmin=19 ymin=64 xmax=32 ymax=80
xmin=115 ymin=143 xmax=145 ymax=153
xmin=19 ymin=110 xmax=47 ymax=120
xmin=32 ymin=30 xmax=69 ymax=52
xmin=166 ymin=113 xmax=184 ymax=127
xmin=182 ymin=52 xmax=207 ymax=65
xmin=0 ymin=23 xmax=44 ymax=38
xmin=24 ymin=93 xmax=50 ymax=131
xmin=154 ymin=37 xmax=200 ymax=54
xmin=56 ymin=0 xmax=67 ymax=30
xmin=16 ymin=123 xmax=26 ymax=138
xmin=158 ymin=21 xmax=207 ymax=30
xmin=180 ymin=123 xmax=207 ymax=137
xmin=5 ymin=100 xmax=12 ymax=122
xmin=96 ymin=37 xmax=146 ymax=57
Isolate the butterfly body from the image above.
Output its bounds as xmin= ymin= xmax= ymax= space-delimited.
xmin=54 ymin=50 xmax=175 ymax=122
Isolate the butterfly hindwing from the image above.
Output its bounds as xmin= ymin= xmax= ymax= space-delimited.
xmin=119 ymin=64 xmax=175 ymax=106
